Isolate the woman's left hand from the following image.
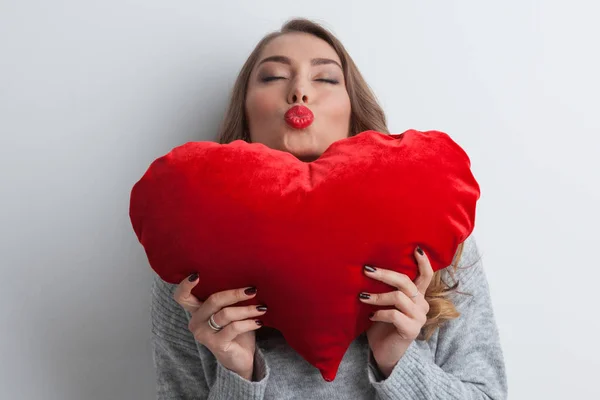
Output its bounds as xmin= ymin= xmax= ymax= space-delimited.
xmin=361 ymin=246 xmax=434 ymax=377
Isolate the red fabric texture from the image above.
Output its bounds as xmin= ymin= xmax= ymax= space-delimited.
xmin=129 ymin=129 xmax=480 ymax=381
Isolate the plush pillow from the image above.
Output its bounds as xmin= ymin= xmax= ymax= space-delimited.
xmin=129 ymin=129 xmax=480 ymax=382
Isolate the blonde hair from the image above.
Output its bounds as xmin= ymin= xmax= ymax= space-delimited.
xmin=216 ymin=17 xmax=466 ymax=339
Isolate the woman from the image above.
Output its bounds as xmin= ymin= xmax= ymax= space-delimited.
xmin=150 ymin=18 xmax=507 ymax=399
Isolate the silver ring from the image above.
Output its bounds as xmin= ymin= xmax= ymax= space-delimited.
xmin=410 ymin=290 xmax=420 ymax=299
xmin=208 ymin=314 xmax=223 ymax=332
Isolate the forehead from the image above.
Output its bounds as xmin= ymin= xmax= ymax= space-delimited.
xmin=258 ymin=32 xmax=341 ymax=64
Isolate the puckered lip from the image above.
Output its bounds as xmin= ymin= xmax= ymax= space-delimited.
xmin=284 ymin=105 xmax=314 ymax=129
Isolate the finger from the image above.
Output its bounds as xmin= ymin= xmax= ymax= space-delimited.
xmin=211 ymin=305 xmax=267 ymax=329
xmin=173 ymin=273 xmax=204 ymax=313
xmin=359 ymin=290 xmax=420 ymax=319
xmin=370 ymin=309 xmax=421 ymax=339
xmin=198 ymin=286 xmax=257 ymax=321
xmin=218 ymin=319 xmax=264 ymax=343
xmin=413 ymin=246 xmax=434 ymax=293
xmin=363 ymin=265 xmax=419 ymax=301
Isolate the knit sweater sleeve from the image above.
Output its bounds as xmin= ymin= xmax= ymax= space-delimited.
xmin=150 ymin=274 xmax=270 ymax=399
xmin=368 ymin=235 xmax=508 ymax=400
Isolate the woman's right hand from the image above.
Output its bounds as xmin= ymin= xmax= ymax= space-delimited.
xmin=173 ymin=273 xmax=267 ymax=381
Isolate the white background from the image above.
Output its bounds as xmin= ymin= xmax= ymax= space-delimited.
xmin=1 ymin=1 xmax=598 ymax=399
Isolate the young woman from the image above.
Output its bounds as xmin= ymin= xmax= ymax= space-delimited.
xmin=150 ymin=18 xmax=508 ymax=399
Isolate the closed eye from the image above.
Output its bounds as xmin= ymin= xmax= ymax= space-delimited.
xmin=317 ymin=78 xmax=339 ymax=84
xmin=261 ymin=76 xmax=339 ymax=84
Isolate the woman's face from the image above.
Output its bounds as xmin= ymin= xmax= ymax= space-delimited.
xmin=245 ymin=32 xmax=351 ymax=162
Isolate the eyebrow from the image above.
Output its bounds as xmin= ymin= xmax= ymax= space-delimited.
xmin=257 ymin=55 xmax=343 ymax=70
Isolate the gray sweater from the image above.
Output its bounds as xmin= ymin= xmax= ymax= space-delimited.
xmin=150 ymin=235 xmax=508 ymax=399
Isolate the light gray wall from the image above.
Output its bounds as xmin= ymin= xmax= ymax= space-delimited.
xmin=1 ymin=1 xmax=598 ymax=399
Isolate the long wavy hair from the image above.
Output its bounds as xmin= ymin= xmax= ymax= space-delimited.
xmin=216 ymin=18 xmax=465 ymax=340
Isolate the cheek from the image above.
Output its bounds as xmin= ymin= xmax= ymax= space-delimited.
xmin=323 ymin=91 xmax=351 ymax=120
xmin=246 ymin=90 xmax=279 ymax=123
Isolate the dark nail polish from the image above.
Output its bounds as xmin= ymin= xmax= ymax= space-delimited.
xmin=364 ymin=265 xmax=377 ymax=273
xmin=256 ymin=305 xmax=268 ymax=312
xmin=255 ymin=320 xmax=263 ymax=326
xmin=188 ymin=273 xmax=198 ymax=282
xmin=369 ymin=312 xmax=375 ymax=318
xmin=417 ymin=246 xmax=424 ymax=256
xmin=359 ymin=292 xmax=371 ymax=300
xmin=245 ymin=287 xmax=257 ymax=295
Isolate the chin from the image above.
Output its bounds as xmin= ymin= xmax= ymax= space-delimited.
xmin=284 ymin=145 xmax=322 ymax=163
xmin=295 ymin=153 xmax=321 ymax=163
xmin=289 ymin=143 xmax=324 ymax=163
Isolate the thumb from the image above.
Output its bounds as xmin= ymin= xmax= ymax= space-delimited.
xmin=173 ymin=273 xmax=204 ymax=312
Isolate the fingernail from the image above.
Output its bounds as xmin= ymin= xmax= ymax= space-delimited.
xmin=255 ymin=320 xmax=263 ymax=326
xmin=417 ymin=246 xmax=424 ymax=256
xmin=188 ymin=273 xmax=198 ymax=282
xmin=369 ymin=312 xmax=375 ymax=318
xmin=359 ymin=292 xmax=371 ymax=300
xmin=364 ymin=265 xmax=377 ymax=273
xmin=256 ymin=305 xmax=268 ymax=312
xmin=245 ymin=287 xmax=257 ymax=295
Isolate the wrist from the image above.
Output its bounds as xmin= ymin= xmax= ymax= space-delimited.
xmin=370 ymin=341 xmax=412 ymax=378
xmin=369 ymin=349 xmax=392 ymax=379
xmin=238 ymin=368 xmax=253 ymax=381
xmin=377 ymin=363 xmax=394 ymax=378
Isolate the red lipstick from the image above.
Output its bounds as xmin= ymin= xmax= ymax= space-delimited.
xmin=284 ymin=105 xmax=314 ymax=129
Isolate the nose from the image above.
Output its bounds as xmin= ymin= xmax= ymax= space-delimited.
xmin=287 ymin=80 xmax=309 ymax=104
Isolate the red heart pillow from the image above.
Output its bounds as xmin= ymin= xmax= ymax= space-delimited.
xmin=129 ymin=129 xmax=480 ymax=381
